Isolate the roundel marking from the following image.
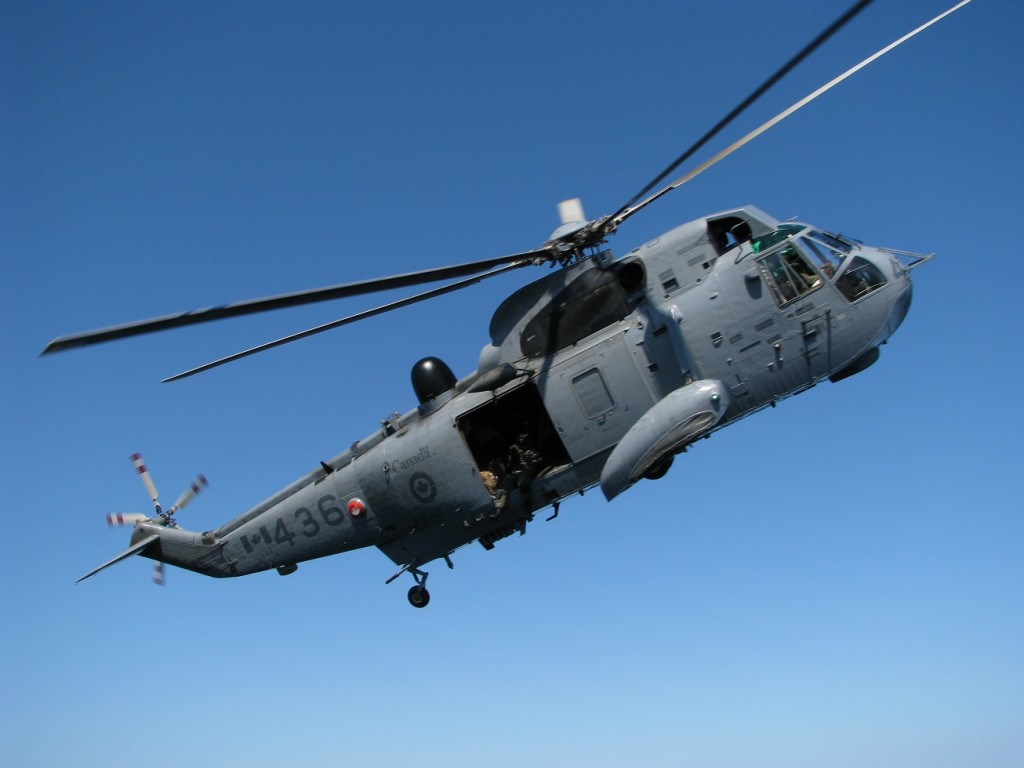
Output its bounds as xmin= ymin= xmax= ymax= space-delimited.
xmin=409 ymin=472 xmax=437 ymax=503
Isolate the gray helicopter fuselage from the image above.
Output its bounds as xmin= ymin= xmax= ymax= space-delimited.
xmin=141 ymin=205 xmax=918 ymax=581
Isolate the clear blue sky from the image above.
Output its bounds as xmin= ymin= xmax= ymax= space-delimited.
xmin=3 ymin=1 xmax=1022 ymax=766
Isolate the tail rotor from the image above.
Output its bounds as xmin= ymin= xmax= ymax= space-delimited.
xmin=127 ymin=452 xmax=207 ymax=528
xmin=107 ymin=453 xmax=208 ymax=585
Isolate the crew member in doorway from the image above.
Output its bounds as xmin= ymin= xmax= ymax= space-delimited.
xmin=493 ymin=433 xmax=543 ymax=514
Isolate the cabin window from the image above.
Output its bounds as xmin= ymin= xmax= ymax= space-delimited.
xmin=835 ymin=256 xmax=887 ymax=301
xmin=758 ymin=244 xmax=822 ymax=306
xmin=520 ymin=268 xmax=636 ymax=357
xmin=572 ymin=368 xmax=615 ymax=419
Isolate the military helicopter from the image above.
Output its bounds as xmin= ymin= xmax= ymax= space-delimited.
xmin=46 ymin=1 xmax=969 ymax=607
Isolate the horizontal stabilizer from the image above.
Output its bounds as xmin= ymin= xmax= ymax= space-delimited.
xmin=76 ymin=534 xmax=160 ymax=584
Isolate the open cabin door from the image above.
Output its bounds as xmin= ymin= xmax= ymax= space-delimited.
xmin=456 ymin=381 xmax=571 ymax=487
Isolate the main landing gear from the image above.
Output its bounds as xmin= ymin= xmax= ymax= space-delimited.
xmin=389 ymin=556 xmax=455 ymax=607
xmin=406 ymin=567 xmax=429 ymax=608
xmin=387 ymin=562 xmax=432 ymax=608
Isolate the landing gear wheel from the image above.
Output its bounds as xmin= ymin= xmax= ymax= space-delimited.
xmin=643 ymin=455 xmax=674 ymax=481
xmin=408 ymin=586 xmax=430 ymax=608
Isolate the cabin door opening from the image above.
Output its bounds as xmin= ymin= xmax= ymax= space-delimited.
xmin=457 ymin=382 xmax=571 ymax=480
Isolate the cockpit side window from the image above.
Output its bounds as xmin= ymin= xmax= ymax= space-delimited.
xmin=708 ymin=216 xmax=753 ymax=253
xmin=835 ymin=256 xmax=887 ymax=302
xmin=758 ymin=244 xmax=821 ymax=306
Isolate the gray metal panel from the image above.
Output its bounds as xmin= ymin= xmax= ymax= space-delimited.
xmin=539 ymin=332 xmax=656 ymax=463
xmin=360 ymin=402 xmax=495 ymax=566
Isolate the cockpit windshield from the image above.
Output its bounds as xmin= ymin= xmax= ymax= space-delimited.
xmin=807 ymin=229 xmax=854 ymax=254
xmin=758 ymin=243 xmax=822 ymax=306
xmin=799 ymin=236 xmax=843 ymax=278
xmin=753 ymin=225 xmax=853 ymax=274
xmin=752 ymin=224 xmax=886 ymax=304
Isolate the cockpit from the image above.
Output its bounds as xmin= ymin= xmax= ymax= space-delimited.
xmin=752 ymin=224 xmax=888 ymax=305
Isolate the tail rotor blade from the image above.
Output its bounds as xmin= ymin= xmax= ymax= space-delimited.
xmin=169 ymin=474 xmax=209 ymax=514
xmin=106 ymin=513 xmax=148 ymax=527
xmin=152 ymin=562 xmax=165 ymax=586
xmin=131 ymin=453 xmax=160 ymax=510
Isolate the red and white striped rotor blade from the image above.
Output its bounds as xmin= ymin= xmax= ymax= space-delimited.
xmin=170 ymin=474 xmax=208 ymax=514
xmin=131 ymin=453 xmax=160 ymax=508
xmin=152 ymin=561 xmax=165 ymax=586
xmin=106 ymin=513 xmax=148 ymax=527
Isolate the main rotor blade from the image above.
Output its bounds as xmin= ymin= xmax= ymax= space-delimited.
xmin=604 ymin=0 xmax=874 ymax=230
xmin=42 ymin=250 xmax=548 ymax=355
xmin=611 ymin=0 xmax=973 ymax=230
xmin=164 ymin=260 xmax=531 ymax=382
